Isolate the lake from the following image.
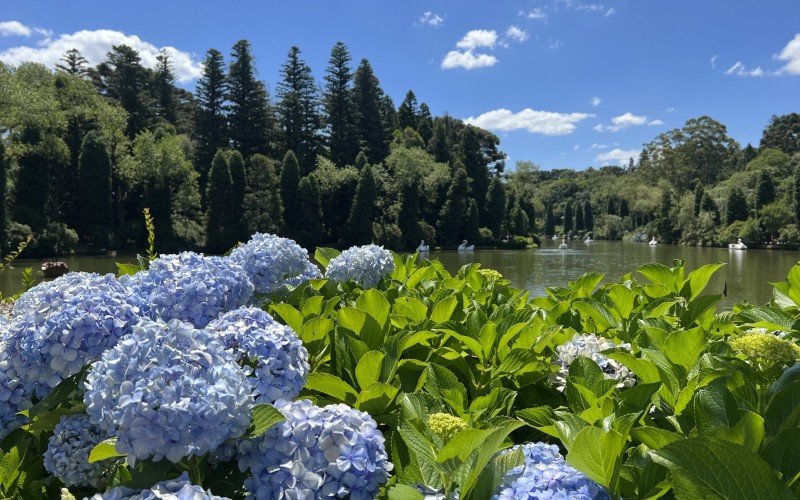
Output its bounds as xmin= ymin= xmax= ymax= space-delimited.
xmin=1 ymin=240 xmax=798 ymax=308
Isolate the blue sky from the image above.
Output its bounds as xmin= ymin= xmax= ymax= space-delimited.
xmin=1 ymin=0 xmax=799 ymax=170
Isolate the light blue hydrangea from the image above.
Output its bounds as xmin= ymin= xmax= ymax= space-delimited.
xmin=83 ymin=318 xmax=253 ymax=464
xmin=43 ymin=414 xmax=111 ymax=488
xmin=90 ymin=473 xmax=230 ymax=499
xmin=325 ymin=245 xmax=394 ymax=288
xmin=124 ymin=252 xmax=254 ymax=328
xmin=493 ymin=442 xmax=609 ymax=500
xmin=0 ymin=322 xmax=30 ymax=439
xmin=230 ymin=233 xmax=321 ymax=295
xmin=551 ymin=334 xmax=636 ymax=391
xmin=208 ymin=307 xmax=309 ymax=404
xmin=238 ymin=399 xmax=392 ymax=500
xmin=12 ymin=272 xmax=102 ymax=316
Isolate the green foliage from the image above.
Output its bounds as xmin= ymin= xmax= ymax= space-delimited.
xmin=0 ymin=140 xmax=7 ymax=254
xmin=726 ymin=187 xmax=749 ymax=225
xmin=484 ymin=176 xmax=505 ymax=236
xmin=278 ymin=46 xmax=322 ymax=174
xmin=755 ymin=169 xmax=776 ymax=212
xmin=77 ymin=131 xmax=113 ymax=243
xmin=194 ymin=48 xmax=228 ymax=192
xmin=244 ymin=154 xmax=284 ymax=235
xmin=345 ymin=165 xmax=377 ymax=246
xmin=353 ymin=59 xmax=388 ymax=164
xmin=437 ymin=167 xmax=469 ymax=245
xmin=761 ymin=113 xmax=800 ymax=156
xmin=205 ymin=150 xmax=235 ymax=252
xmin=280 ymin=150 xmax=302 ymax=235
xmin=296 ymin=176 xmax=323 ymax=248
xmin=324 ymin=42 xmax=359 ymax=167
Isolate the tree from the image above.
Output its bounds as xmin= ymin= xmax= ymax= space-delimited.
xmin=194 ymin=48 xmax=229 ymax=193
xmin=460 ymin=126 xmax=489 ymax=217
xmin=352 ymin=59 xmax=388 ymax=164
xmin=417 ymin=103 xmax=433 ymax=144
xmin=544 ymin=204 xmax=555 ymax=235
xmin=397 ymin=177 xmax=423 ymax=250
xmin=278 ymin=46 xmax=322 ymax=174
xmin=397 ymin=90 xmax=419 ymax=130
xmin=152 ymin=49 xmax=178 ymax=125
xmin=655 ymin=191 xmax=676 ymax=243
xmin=428 ymin=119 xmax=450 ymax=163
xmin=345 ymin=165 xmax=377 ymax=245
xmin=700 ymin=192 xmax=720 ymax=224
xmin=726 ymin=187 xmax=749 ymax=225
xmin=103 ymin=45 xmax=152 ymax=137
xmin=205 ymin=150 xmax=235 ymax=252
xmin=0 ymin=141 xmax=7 ymax=252
xmin=227 ymin=40 xmax=277 ymax=159
xmin=13 ymin=132 xmax=57 ymax=232
xmin=354 ymin=150 xmax=368 ymax=171
xmin=693 ymin=182 xmax=704 ymax=217
xmin=228 ymin=150 xmax=247 ymax=241
xmin=56 ymin=48 xmax=90 ymax=77
xmin=76 ymin=131 xmax=113 ymax=243
xmin=574 ymin=200 xmax=585 ymax=231
xmin=465 ymin=198 xmax=482 ymax=243
xmin=761 ymin=113 xmax=800 ymax=156
xmin=437 ymin=167 xmax=469 ymax=245
xmin=510 ymin=202 xmax=529 ymax=235
xmin=755 ymin=169 xmax=775 ymax=212
xmin=563 ymin=202 xmax=574 ymax=234
xmin=296 ymin=176 xmax=323 ymax=247
xmin=484 ymin=176 xmax=505 ymax=236
xmin=280 ymin=150 xmax=302 ymax=233
xmin=583 ymin=200 xmax=594 ymax=232
xmin=324 ymin=42 xmax=359 ymax=167
xmin=795 ymin=166 xmax=800 ymax=224
xmin=244 ymin=154 xmax=283 ymax=234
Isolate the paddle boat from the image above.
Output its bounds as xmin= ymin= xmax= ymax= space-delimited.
xmin=558 ymin=238 xmax=568 ymax=250
xmin=42 ymin=261 xmax=69 ymax=278
xmin=457 ymin=240 xmax=475 ymax=251
xmin=649 ymin=238 xmax=658 ymax=246
xmin=551 ymin=235 xmax=560 ymax=240
xmin=729 ymin=238 xmax=747 ymax=250
xmin=417 ymin=240 xmax=429 ymax=252
xmin=584 ymin=236 xmax=594 ymax=244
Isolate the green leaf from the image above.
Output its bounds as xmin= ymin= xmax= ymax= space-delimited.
xmin=357 ymin=289 xmax=391 ymax=328
xmin=682 ymin=263 xmax=725 ymax=299
xmin=437 ymin=428 xmax=495 ymax=472
xmin=116 ymin=262 xmax=143 ymax=276
xmin=88 ymin=438 xmax=124 ymax=463
xmin=27 ymin=370 xmax=82 ymax=418
xmin=387 ymin=484 xmax=425 ymax=500
xmin=355 ymin=382 xmax=399 ymax=415
xmin=761 ymin=428 xmax=800 ymax=486
xmin=355 ymin=351 xmax=385 ymax=389
xmin=304 ymin=372 xmax=358 ymax=404
xmin=572 ymin=298 xmax=617 ymax=331
xmin=651 ymin=438 xmax=794 ymax=499
xmin=246 ymin=404 xmax=285 ymax=438
xmin=425 ymin=364 xmax=468 ymax=415
xmin=431 ymin=296 xmax=458 ymax=323
xmin=765 ymin=381 xmax=800 ymax=435
xmin=566 ymin=426 xmax=626 ymax=490
xmin=467 ymin=446 xmax=524 ymax=500
xmin=638 ymin=263 xmax=677 ymax=292
xmin=269 ymin=303 xmax=305 ymax=333
xmin=736 ymin=307 xmax=796 ymax=331
xmin=315 ymin=247 xmax=340 ymax=267
xmin=630 ymin=427 xmax=683 ymax=449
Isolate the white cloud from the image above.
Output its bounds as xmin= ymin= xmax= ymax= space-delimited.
xmin=465 ymin=108 xmax=593 ymax=135
xmin=725 ymin=61 xmax=764 ymax=77
xmin=548 ymin=39 xmax=562 ymax=49
xmin=456 ymin=29 xmax=497 ymax=50
xmin=505 ymin=26 xmax=529 ymax=43
xmin=666 ymin=106 xmax=675 ymax=113
xmin=0 ymin=28 xmax=203 ymax=82
xmin=593 ymin=124 xmax=605 ymax=132
xmin=0 ymin=20 xmax=32 ymax=37
xmin=573 ymin=144 xmax=580 ymax=151
xmin=648 ymin=119 xmax=664 ymax=126
xmin=574 ymin=3 xmax=616 ymax=16
xmin=590 ymin=96 xmax=601 ymax=107
xmin=441 ymin=50 xmax=498 ymax=70
xmin=777 ymin=33 xmax=800 ymax=75
xmin=612 ymin=112 xmax=647 ymax=127
xmin=710 ymin=55 xmax=718 ymax=69
xmin=417 ymin=11 xmax=444 ymax=28
xmin=590 ymin=143 xmax=609 ymax=149
xmin=522 ymin=8 xmax=548 ymax=20
xmin=596 ymin=148 xmax=639 ymax=165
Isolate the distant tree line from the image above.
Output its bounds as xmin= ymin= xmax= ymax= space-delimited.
xmin=0 ymin=40 xmax=518 ymax=256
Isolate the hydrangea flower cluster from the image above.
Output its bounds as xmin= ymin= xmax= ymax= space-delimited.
xmin=493 ymin=442 xmax=609 ymax=500
xmin=83 ymin=319 xmax=253 ymax=464
xmin=12 ymin=272 xmax=100 ymax=316
xmin=428 ymin=413 xmax=467 ymax=443
xmin=238 ymin=399 xmax=392 ymax=499
xmin=90 ymin=473 xmax=230 ymax=500
xmin=325 ymin=244 xmax=394 ymax=288
xmin=729 ymin=331 xmax=800 ymax=372
xmin=208 ymin=307 xmax=309 ymax=404
xmin=551 ymin=334 xmax=636 ymax=391
xmin=124 ymin=252 xmax=254 ymax=327
xmin=230 ymin=233 xmax=320 ymax=294
xmin=44 ymin=414 xmax=111 ymax=488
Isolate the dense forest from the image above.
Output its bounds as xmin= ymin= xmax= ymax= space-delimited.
xmin=0 ymin=40 xmax=799 ymax=256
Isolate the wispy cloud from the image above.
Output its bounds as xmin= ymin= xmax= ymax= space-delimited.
xmin=710 ymin=54 xmax=718 ymax=69
xmin=416 ymin=11 xmax=445 ymax=28
xmin=590 ymin=96 xmax=601 ymax=107
xmin=520 ymin=7 xmax=548 ymax=20
xmin=548 ymin=39 xmax=563 ymax=49
xmin=505 ymin=26 xmax=529 ymax=43
xmin=594 ymin=112 xmax=658 ymax=132
xmin=648 ymin=119 xmax=664 ymax=126
xmin=725 ymin=61 xmax=764 ymax=77
xmin=596 ymin=148 xmax=639 ymax=165
xmin=0 ymin=20 xmax=51 ymax=38
xmin=465 ymin=108 xmax=593 ymax=135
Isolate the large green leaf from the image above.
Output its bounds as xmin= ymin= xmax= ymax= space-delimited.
xmin=761 ymin=428 xmax=800 ymax=486
xmin=314 ymin=247 xmax=340 ymax=267
xmin=651 ymin=438 xmax=794 ymax=499
xmin=357 ymin=289 xmax=391 ymax=328
xmin=765 ymin=381 xmax=800 ymax=435
xmin=566 ymin=426 xmax=626 ymax=490
xmin=355 ymin=351 xmax=385 ymax=388
xmin=88 ymin=438 xmax=124 ymax=463
xmin=431 ymin=296 xmax=458 ymax=323
xmin=245 ymin=404 xmax=285 ymax=438
xmin=682 ymin=263 xmax=725 ymax=299
xmin=304 ymin=372 xmax=358 ymax=404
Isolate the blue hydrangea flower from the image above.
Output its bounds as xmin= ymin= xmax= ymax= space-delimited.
xmin=44 ymin=414 xmax=111 ymax=488
xmin=238 ymin=399 xmax=392 ymax=499
xmin=551 ymin=334 xmax=636 ymax=391
xmin=230 ymin=233 xmax=321 ymax=295
xmin=12 ymin=272 xmax=102 ymax=316
xmin=208 ymin=307 xmax=309 ymax=404
xmin=90 ymin=473 xmax=230 ymax=499
xmin=325 ymin=245 xmax=394 ymax=288
xmin=0 ymin=322 xmax=30 ymax=439
xmin=124 ymin=252 xmax=254 ymax=328
xmin=493 ymin=442 xmax=609 ymax=500
xmin=83 ymin=318 xmax=253 ymax=464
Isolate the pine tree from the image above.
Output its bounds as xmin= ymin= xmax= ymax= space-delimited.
xmin=563 ymin=202 xmax=574 ymax=234
xmin=437 ymin=167 xmax=469 ymax=245
xmin=153 ymin=49 xmax=178 ymax=125
xmin=354 ymin=151 xmax=368 ymax=171
xmin=460 ymin=126 xmax=489 ymax=217
xmin=194 ymin=48 xmax=229 ymax=194
xmin=380 ymin=94 xmax=397 ymax=146
xmin=76 ymin=131 xmax=113 ymax=242
xmin=693 ymin=182 xmax=705 ymax=217
xmin=278 ymin=46 xmax=322 ymax=174
xmin=228 ymin=150 xmax=247 ymax=241
xmin=700 ymin=192 xmax=721 ymax=224
xmin=510 ymin=202 xmax=529 ymax=235
xmin=352 ymin=59 xmax=388 ymax=164
xmin=417 ymin=103 xmax=433 ymax=144
xmin=56 ymin=48 xmax=90 ymax=77
xmin=227 ymin=40 xmax=277 ymax=159
xmin=583 ymin=200 xmax=594 ymax=232
xmin=574 ymin=200 xmax=585 ymax=231
xmin=655 ymin=191 xmax=675 ymax=243
xmin=428 ymin=120 xmax=450 ymax=163
xmin=484 ymin=176 xmax=506 ymax=236
xmin=296 ymin=176 xmax=323 ymax=247
xmin=104 ymin=45 xmax=152 ymax=137
xmin=397 ymin=90 xmax=419 ymax=130
xmin=755 ymin=169 xmax=775 ymax=212
xmin=0 ymin=141 xmax=7 ymax=253
xmin=544 ymin=203 xmax=555 ymax=235
xmin=324 ymin=42 xmax=359 ymax=167
xmin=397 ymin=177 xmax=423 ymax=250
xmin=465 ymin=198 xmax=482 ymax=243
xmin=280 ymin=150 xmax=302 ymax=233
xmin=345 ymin=165 xmax=377 ymax=245
xmin=243 ymin=154 xmax=283 ymax=234
xmin=205 ymin=150 xmax=235 ymax=252
xmin=726 ymin=187 xmax=749 ymax=225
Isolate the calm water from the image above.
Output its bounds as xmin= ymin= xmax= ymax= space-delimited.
xmin=434 ymin=240 xmax=800 ymax=308
xmin=1 ymin=241 xmax=798 ymax=308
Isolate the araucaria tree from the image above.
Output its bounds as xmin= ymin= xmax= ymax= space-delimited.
xmin=280 ymin=150 xmax=302 ymax=236
xmin=437 ymin=166 xmax=469 ymax=245
xmin=0 ymin=141 xmax=7 ymax=253
xmin=324 ymin=42 xmax=359 ymax=167
xmin=352 ymin=59 xmax=388 ymax=164
xmin=460 ymin=126 xmax=488 ymax=217
xmin=484 ymin=176 xmax=506 ymax=236
xmin=244 ymin=154 xmax=283 ymax=234
xmin=228 ymin=150 xmax=248 ymax=242
xmin=345 ymin=164 xmax=377 ymax=245
xmin=194 ymin=48 xmax=229 ymax=192
xmin=77 ymin=131 xmax=113 ymax=244
xmin=278 ymin=46 xmax=322 ymax=175
xmin=296 ymin=176 xmax=323 ymax=247
xmin=205 ymin=150 xmax=235 ymax=252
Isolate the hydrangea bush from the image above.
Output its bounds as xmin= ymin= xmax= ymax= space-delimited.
xmin=230 ymin=233 xmax=320 ymax=294
xmin=44 ymin=414 xmax=111 ymax=488
xmin=325 ymin=244 xmax=394 ymax=288
xmin=89 ymin=473 xmax=229 ymax=500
